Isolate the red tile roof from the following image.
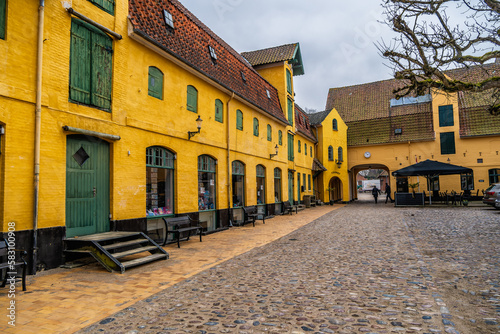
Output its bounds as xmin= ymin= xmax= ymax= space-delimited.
xmin=294 ymin=104 xmax=317 ymax=143
xmin=128 ymin=0 xmax=288 ymax=124
xmin=242 ymin=44 xmax=298 ymax=66
xmin=241 ymin=43 xmax=305 ymax=76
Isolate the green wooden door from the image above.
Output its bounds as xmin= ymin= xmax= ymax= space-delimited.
xmin=66 ymin=135 xmax=110 ymax=237
xmin=288 ymin=171 xmax=294 ymax=205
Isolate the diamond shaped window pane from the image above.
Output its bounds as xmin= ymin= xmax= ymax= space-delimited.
xmin=73 ymin=146 xmax=90 ymax=166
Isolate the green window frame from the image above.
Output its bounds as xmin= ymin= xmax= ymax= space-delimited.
xmin=303 ymin=174 xmax=306 ymax=192
xmin=148 ymin=66 xmax=163 ymax=100
xmin=310 ymin=146 xmax=312 ymax=157
xmin=286 ymin=69 xmax=292 ymax=94
xmin=333 ymin=118 xmax=338 ymax=131
xmin=267 ymin=124 xmax=272 ymax=141
xmin=198 ymin=155 xmax=216 ymax=212
xmin=328 ymin=146 xmax=333 ymax=161
xmin=338 ymin=146 xmax=343 ymax=162
xmin=489 ymin=168 xmax=500 ymax=184
xmin=308 ymin=174 xmax=311 ymax=191
xmin=146 ymin=146 xmax=175 ymax=217
xmin=287 ymin=98 xmax=294 ymax=125
xmin=215 ymin=99 xmax=223 ymax=123
xmin=278 ymin=130 xmax=283 ymax=145
xmin=256 ymin=165 xmax=266 ymax=205
xmin=70 ymin=19 xmax=113 ymax=111
xmin=236 ymin=109 xmax=243 ymax=130
xmin=253 ymin=118 xmax=259 ymax=137
xmin=232 ymin=161 xmax=245 ymax=207
xmin=304 ymin=143 xmax=307 ymax=155
xmin=0 ymin=0 xmax=6 ymax=40
xmin=439 ymin=105 xmax=454 ymax=127
xmin=287 ymin=133 xmax=294 ymax=161
xmin=187 ymin=85 xmax=198 ymax=112
xmin=88 ymin=0 xmax=114 ymax=15
xmin=440 ymin=132 xmax=456 ymax=155
xmin=298 ymin=140 xmax=301 ymax=153
xmin=274 ymin=168 xmax=282 ymax=203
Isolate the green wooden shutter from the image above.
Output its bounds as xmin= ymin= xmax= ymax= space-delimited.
xmin=91 ymin=31 xmax=113 ymax=110
xmin=148 ymin=67 xmax=163 ymax=100
xmin=0 ymin=0 xmax=6 ymax=40
xmin=70 ymin=20 xmax=92 ymax=105
xmin=187 ymin=86 xmax=198 ymax=112
xmin=439 ymin=105 xmax=454 ymax=127
xmin=215 ymin=99 xmax=223 ymax=123
xmin=253 ymin=118 xmax=259 ymax=136
xmin=278 ymin=130 xmax=282 ymax=145
xmin=286 ymin=69 xmax=292 ymax=94
xmin=89 ymin=0 xmax=115 ymax=15
xmin=267 ymin=125 xmax=272 ymax=141
xmin=288 ymin=133 xmax=294 ymax=161
xmin=440 ymin=132 xmax=456 ymax=154
xmin=287 ymin=98 xmax=293 ymax=125
xmin=236 ymin=110 xmax=243 ymax=130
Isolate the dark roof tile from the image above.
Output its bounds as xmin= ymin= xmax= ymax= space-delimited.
xmin=294 ymin=104 xmax=317 ymax=143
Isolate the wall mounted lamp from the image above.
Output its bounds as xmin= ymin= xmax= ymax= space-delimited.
xmin=269 ymin=144 xmax=279 ymax=158
xmin=188 ymin=115 xmax=203 ymax=140
xmin=335 ymin=159 xmax=342 ymax=168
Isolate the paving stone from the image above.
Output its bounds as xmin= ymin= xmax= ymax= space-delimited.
xmin=74 ymin=205 xmax=499 ymax=334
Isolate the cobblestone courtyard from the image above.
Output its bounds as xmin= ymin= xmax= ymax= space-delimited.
xmin=79 ymin=204 xmax=500 ymax=334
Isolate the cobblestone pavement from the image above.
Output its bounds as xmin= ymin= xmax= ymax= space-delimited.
xmin=78 ymin=204 xmax=500 ymax=334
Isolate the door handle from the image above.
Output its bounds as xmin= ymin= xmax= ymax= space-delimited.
xmin=93 ymin=187 xmax=96 ymax=197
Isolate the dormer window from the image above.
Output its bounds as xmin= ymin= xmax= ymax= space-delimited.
xmin=208 ymin=45 xmax=217 ymax=62
xmin=163 ymin=9 xmax=174 ymax=29
xmin=266 ymin=89 xmax=270 ymax=99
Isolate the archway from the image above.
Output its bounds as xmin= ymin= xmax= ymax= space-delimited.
xmin=328 ymin=177 xmax=343 ymax=202
xmin=349 ymin=163 xmax=391 ymax=202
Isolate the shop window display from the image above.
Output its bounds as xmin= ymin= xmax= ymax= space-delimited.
xmin=146 ymin=147 xmax=174 ymax=217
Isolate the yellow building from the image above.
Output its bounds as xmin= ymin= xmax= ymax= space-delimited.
xmin=1 ymin=0 xmax=347 ymax=273
xmin=325 ymin=64 xmax=500 ymax=202
xmin=308 ymin=108 xmax=349 ymax=203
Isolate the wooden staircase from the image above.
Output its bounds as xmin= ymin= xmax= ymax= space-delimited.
xmin=64 ymin=232 xmax=169 ymax=273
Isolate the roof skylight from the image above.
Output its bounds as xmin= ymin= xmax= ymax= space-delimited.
xmin=163 ymin=9 xmax=174 ymax=29
xmin=208 ymin=45 xmax=217 ymax=61
xmin=266 ymin=89 xmax=271 ymax=99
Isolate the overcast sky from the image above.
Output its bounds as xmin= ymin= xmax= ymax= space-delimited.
xmin=184 ymin=0 xmax=396 ymax=112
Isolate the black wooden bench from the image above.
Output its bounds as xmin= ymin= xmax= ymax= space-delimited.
xmin=242 ymin=206 xmax=261 ymax=227
xmin=0 ymin=238 xmax=27 ymax=291
xmin=162 ymin=216 xmax=203 ymax=248
xmin=282 ymin=201 xmax=297 ymax=215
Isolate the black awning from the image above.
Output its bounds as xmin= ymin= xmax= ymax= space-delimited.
xmin=392 ymin=159 xmax=472 ymax=177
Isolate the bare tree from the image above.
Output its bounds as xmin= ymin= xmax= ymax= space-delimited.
xmin=379 ymin=0 xmax=500 ymax=115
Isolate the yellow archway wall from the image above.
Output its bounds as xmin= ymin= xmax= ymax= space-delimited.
xmin=315 ymin=108 xmax=349 ymax=203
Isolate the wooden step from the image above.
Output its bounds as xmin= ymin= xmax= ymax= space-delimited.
xmin=102 ymin=238 xmax=148 ymax=250
xmin=122 ymin=253 xmax=167 ymax=269
xmin=112 ymin=246 xmax=158 ymax=259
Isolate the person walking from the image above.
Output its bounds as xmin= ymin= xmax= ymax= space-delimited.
xmin=385 ymin=183 xmax=394 ymax=203
xmin=372 ymin=186 xmax=381 ymax=204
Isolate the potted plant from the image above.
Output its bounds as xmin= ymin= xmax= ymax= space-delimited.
xmin=408 ymin=182 xmax=419 ymax=198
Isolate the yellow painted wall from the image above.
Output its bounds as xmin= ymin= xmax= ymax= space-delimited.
xmin=1 ymin=0 xmax=307 ymax=234
xmin=347 ymin=90 xmax=500 ymax=195
xmin=316 ymin=109 xmax=349 ymax=203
